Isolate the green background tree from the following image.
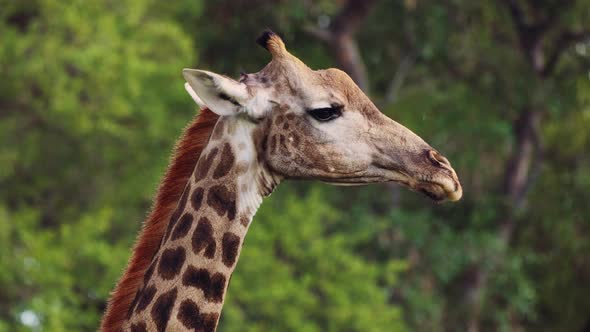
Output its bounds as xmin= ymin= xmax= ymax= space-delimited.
xmin=1 ymin=0 xmax=589 ymax=331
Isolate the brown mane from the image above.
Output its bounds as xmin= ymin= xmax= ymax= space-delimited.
xmin=100 ymin=108 xmax=219 ymax=332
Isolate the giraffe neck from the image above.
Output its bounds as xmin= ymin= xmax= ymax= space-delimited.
xmin=124 ymin=116 xmax=280 ymax=332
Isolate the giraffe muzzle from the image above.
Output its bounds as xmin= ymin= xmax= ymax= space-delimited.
xmin=416 ymin=149 xmax=462 ymax=202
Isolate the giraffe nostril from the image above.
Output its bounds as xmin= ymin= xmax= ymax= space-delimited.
xmin=427 ymin=150 xmax=450 ymax=168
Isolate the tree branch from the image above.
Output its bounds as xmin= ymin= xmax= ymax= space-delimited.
xmin=302 ymin=26 xmax=332 ymax=43
xmin=542 ymin=29 xmax=590 ymax=77
xmin=464 ymin=4 xmax=552 ymax=331
xmin=330 ymin=0 xmax=375 ymax=36
xmin=502 ymin=109 xmax=540 ymax=208
xmin=305 ymin=0 xmax=375 ymax=92
xmin=384 ymin=52 xmax=417 ymax=105
xmin=503 ymin=0 xmax=527 ymax=35
xmin=502 ymin=0 xmax=590 ymax=76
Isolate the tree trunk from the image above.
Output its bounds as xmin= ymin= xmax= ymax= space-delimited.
xmin=463 ymin=0 xmax=589 ymax=329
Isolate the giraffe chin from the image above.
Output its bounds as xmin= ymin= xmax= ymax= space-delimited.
xmin=413 ymin=178 xmax=463 ymax=202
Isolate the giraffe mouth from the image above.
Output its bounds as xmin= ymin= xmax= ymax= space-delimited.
xmin=316 ymin=167 xmax=462 ymax=202
xmin=413 ymin=179 xmax=461 ymax=202
xmin=375 ymin=168 xmax=462 ymax=202
xmin=321 ymin=176 xmax=461 ymax=202
xmin=403 ymin=173 xmax=462 ymax=202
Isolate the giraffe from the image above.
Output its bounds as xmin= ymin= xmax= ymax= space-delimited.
xmin=101 ymin=30 xmax=462 ymax=332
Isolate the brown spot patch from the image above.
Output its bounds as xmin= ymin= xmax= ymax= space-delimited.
xmin=222 ymin=232 xmax=241 ymax=267
xmin=191 ymin=187 xmax=205 ymax=211
xmin=283 ymin=122 xmax=290 ymax=130
xmin=240 ymin=216 xmax=250 ymax=227
xmin=235 ymin=161 xmax=249 ymax=175
xmin=143 ymin=256 xmax=158 ymax=283
xmin=200 ymin=313 xmax=220 ymax=332
xmin=130 ymin=321 xmax=147 ymax=332
xmin=150 ymin=287 xmax=177 ymax=332
xmin=252 ymin=118 xmax=271 ymax=165
xmin=135 ymin=285 xmax=156 ymax=314
xmin=207 ymin=185 xmax=237 ymax=221
xmin=177 ymin=299 xmax=219 ymax=332
xmin=192 ymin=217 xmax=216 ymax=259
xmin=213 ymin=143 xmax=235 ymax=179
xmin=164 ymin=186 xmax=190 ymax=241
xmin=127 ymin=289 xmax=141 ymax=318
xmin=158 ymin=247 xmax=186 ymax=280
xmin=195 ymin=147 xmax=219 ymax=180
xmin=182 ymin=266 xmax=226 ymax=303
xmin=177 ymin=299 xmax=200 ymax=331
xmin=171 ymin=213 xmax=193 ymax=241
xmin=286 ymin=113 xmax=295 ymax=120
xmin=275 ymin=114 xmax=285 ymax=124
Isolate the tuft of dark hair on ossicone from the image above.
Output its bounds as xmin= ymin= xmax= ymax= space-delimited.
xmin=256 ymin=29 xmax=277 ymax=50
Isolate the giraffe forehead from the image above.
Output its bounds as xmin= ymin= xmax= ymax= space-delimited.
xmin=260 ymin=69 xmax=370 ymax=116
xmin=254 ymin=61 xmax=339 ymax=95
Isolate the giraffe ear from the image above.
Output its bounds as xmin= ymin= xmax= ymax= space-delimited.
xmin=184 ymin=83 xmax=206 ymax=109
xmin=183 ymin=69 xmax=250 ymax=116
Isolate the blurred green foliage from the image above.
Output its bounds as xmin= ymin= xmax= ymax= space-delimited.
xmin=1 ymin=0 xmax=589 ymax=331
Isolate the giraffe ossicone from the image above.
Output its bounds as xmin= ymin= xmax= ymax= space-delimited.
xmin=102 ymin=30 xmax=461 ymax=332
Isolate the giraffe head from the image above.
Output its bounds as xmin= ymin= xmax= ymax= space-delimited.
xmin=183 ymin=31 xmax=461 ymax=202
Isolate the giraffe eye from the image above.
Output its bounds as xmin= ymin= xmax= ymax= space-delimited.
xmin=307 ymin=106 xmax=342 ymax=122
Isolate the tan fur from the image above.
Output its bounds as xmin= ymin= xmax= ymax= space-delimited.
xmin=265 ymin=33 xmax=286 ymax=57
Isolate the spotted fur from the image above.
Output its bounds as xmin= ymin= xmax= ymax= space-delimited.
xmin=100 ymin=109 xmax=218 ymax=332
xmin=191 ymin=217 xmax=216 ymax=259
